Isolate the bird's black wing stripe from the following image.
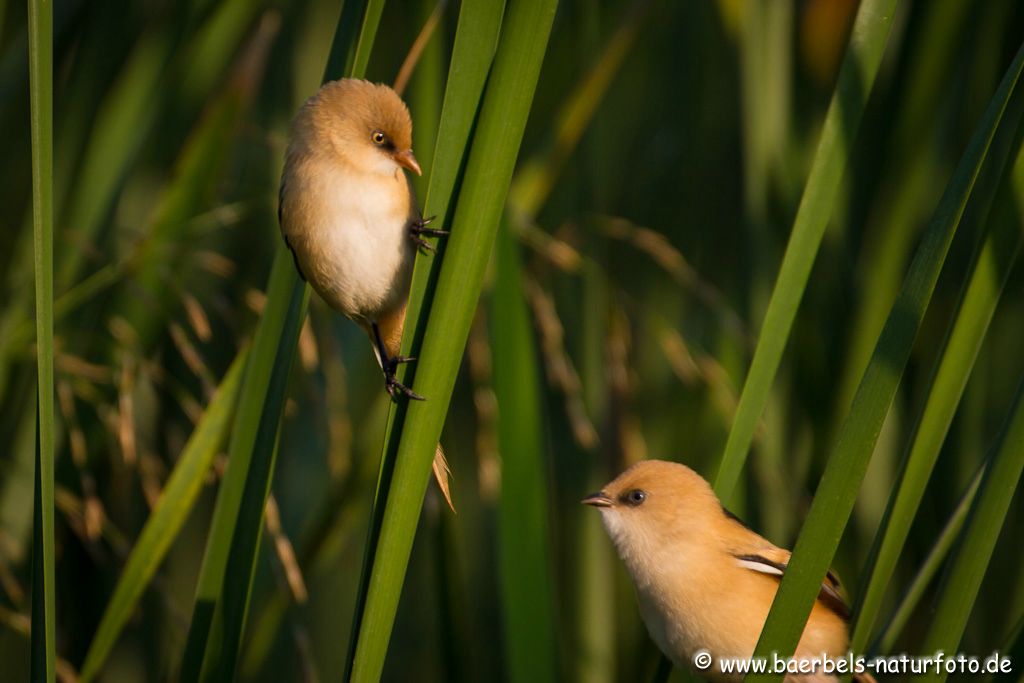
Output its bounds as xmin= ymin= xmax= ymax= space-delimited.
xmin=733 ymin=553 xmax=851 ymax=621
xmin=278 ymin=178 xmax=306 ymax=282
xmin=283 ymin=234 xmax=306 ymax=282
xmin=278 ymin=176 xmax=286 ymax=227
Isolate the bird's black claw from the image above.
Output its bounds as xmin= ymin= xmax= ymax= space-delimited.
xmin=414 ymin=227 xmax=449 ymax=238
xmin=411 ymin=234 xmax=435 ymax=253
xmin=412 ymin=214 xmax=436 ymax=229
xmin=386 ymin=374 xmax=425 ymax=402
xmin=410 ymin=215 xmax=449 ymax=252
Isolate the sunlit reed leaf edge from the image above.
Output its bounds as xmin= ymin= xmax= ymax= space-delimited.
xmin=27 ymin=0 xmax=55 ymax=680
xmin=346 ymin=0 xmax=560 ymax=680
xmin=747 ymin=38 xmax=1024 ymax=682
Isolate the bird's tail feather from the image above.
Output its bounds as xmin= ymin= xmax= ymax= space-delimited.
xmin=433 ymin=444 xmax=455 ymax=512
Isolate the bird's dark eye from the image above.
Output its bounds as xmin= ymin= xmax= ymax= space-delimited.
xmin=371 ymin=130 xmax=387 ymax=145
xmin=621 ymin=489 xmax=646 ymax=507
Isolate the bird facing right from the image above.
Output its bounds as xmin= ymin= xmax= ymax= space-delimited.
xmin=583 ymin=459 xmax=876 ymax=683
xmin=278 ymin=78 xmax=452 ymax=508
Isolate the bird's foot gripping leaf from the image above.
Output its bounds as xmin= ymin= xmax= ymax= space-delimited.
xmin=372 ymin=322 xmax=425 ymax=402
xmin=384 ymin=355 xmax=424 ymax=401
xmin=409 ymin=215 xmax=449 ymax=252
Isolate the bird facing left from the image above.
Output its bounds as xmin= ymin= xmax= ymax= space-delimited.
xmin=584 ymin=460 xmax=876 ymax=683
xmin=278 ymin=78 xmax=452 ymax=508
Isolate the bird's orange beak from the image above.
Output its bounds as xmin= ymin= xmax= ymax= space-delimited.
xmin=394 ymin=149 xmax=422 ymax=176
xmin=581 ymin=491 xmax=613 ymax=508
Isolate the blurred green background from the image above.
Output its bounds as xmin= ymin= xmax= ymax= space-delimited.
xmin=4 ymin=0 xmax=1024 ymax=680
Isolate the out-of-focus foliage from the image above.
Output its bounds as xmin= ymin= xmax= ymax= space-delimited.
xmin=4 ymin=0 xmax=1024 ymax=681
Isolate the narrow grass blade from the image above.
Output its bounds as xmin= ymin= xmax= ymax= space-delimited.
xmin=31 ymin=408 xmax=53 ymax=683
xmin=350 ymin=0 xmax=386 ymax=79
xmin=874 ymin=461 xmax=985 ymax=654
xmin=346 ymin=0 xmax=559 ymax=679
xmin=343 ymin=0 xmax=505 ymax=674
xmin=323 ymin=0 xmax=384 ymax=82
xmin=78 ymin=352 xmax=245 ymax=683
xmin=27 ymin=0 xmax=55 ymax=679
xmin=850 ymin=120 xmax=1024 ymax=654
xmin=201 ymin=280 xmax=306 ymax=683
xmin=747 ymin=42 xmax=1024 ymax=679
xmin=179 ymin=1 xmax=383 ymax=679
xmin=912 ymin=377 xmax=1024 ymax=682
xmin=829 ymin=0 xmax=973 ymax=433
xmin=178 ymin=251 xmax=307 ymax=683
xmin=492 ymin=221 xmax=558 ymax=683
xmin=713 ymin=0 xmax=899 ymax=503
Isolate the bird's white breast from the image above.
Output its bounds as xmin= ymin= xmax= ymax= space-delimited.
xmin=282 ymin=158 xmax=414 ymax=320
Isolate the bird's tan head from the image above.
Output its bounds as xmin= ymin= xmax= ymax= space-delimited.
xmin=292 ymin=78 xmax=421 ymax=176
xmin=583 ymin=460 xmax=721 ymax=572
